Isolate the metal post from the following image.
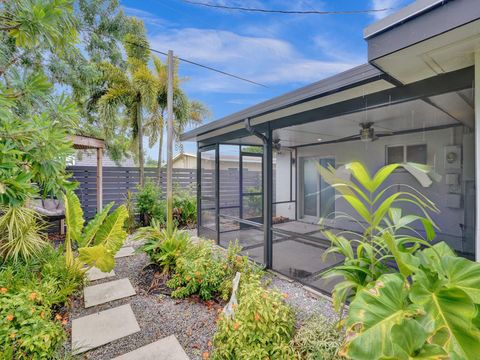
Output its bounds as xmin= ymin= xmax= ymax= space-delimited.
xmin=166 ymin=50 xmax=174 ymax=233
xmin=215 ymin=143 xmax=220 ymax=243
xmin=96 ymin=147 xmax=103 ymax=212
xmin=197 ymin=146 xmax=201 ymax=237
xmin=264 ymin=124 xmax=273 ymax=268
xmin=475 ymin=49 xmax=479 ymax=262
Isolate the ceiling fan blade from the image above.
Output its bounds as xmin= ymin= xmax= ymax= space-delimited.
xmin=335 ymin=134 xmax=360 ymax=142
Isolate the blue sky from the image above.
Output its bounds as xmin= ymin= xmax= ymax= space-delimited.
xmin=120 ymin=0 xmax=412 ymax=160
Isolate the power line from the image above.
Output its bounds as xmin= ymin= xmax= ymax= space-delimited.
xmin=182 ymin=0 xmax=392 ymax=15
xmin=124 ymin=40 xmax=268 ymax=88
xmin=81 ymin=27 xmax=268 ymax=88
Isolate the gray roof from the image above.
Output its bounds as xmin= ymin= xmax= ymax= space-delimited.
xmin=180 ymin=64 xmax=384 ymax=141
xmin=363 ymin=0 xmax=445 ymax=39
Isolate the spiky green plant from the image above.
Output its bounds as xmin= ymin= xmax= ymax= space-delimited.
xmin=318 ymin=162 xmax=439 ymax=310
xmin=0 ymin=206 xmax=47 ymax=261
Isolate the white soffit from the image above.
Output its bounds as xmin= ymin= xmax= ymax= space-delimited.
xmin=373 ymin=19 xmax=480 ymax=84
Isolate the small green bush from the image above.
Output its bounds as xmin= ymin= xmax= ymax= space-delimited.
xmin=0 ymin=245 xmax=83 ymax=359
xmin=167 ymin=241 xmax=258 ymax=301
xmin=0 ymin=288 xmax=65 ymax=359
xmin=136 ymin=181 xmax=165 ymax=226
xmin=0 ymin=245 xmax=84 ymax=306
xmin=212 ymin=276 xmax=296 ymax=359
xmin=292 ymin=315 xmax=344 ymax=360
xmin=173 ymin=189 xmax=196 ymax=227
xmin=135 ymin=223 xmax=190 ymax=275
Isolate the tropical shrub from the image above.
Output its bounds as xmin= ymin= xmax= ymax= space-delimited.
xmin=167 ymin=241 xmax=258 ymax=301
xmin=173 ymin=189 xmax=197 ymax=227
xmin=212 ymin=275 xmax=296 ymax=359
xmin=0 ymin=245 xmax=83 ymax=359
xmin=123 ymin=190 xmax=138 ymax=233
xmin=318 ymin=162 xmax=438 ymax=310
xmin=292 ymin=314 xmax=344 ymax=360
xmin=63 ymin=190 xmax=128 ymax=272
xmin=339 ymin=242 xmax=480 ymax=360
xmin=134 ymin=222 xmax=190 ymax=275
xmin=0 ymin=245 xmax=84 ymax=306
xmin=0 ymin=206 xmax=47 ymax=262
xmin=0 ymin=288 xmax=66 ymax=360
xmin=318 ymin=162 xmax=480 ymax=359
xmin=136 ymin=181 xmax=165 ymax=226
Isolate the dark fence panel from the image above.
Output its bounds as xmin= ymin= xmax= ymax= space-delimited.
xmin=68 ymin=166 xmax=263 ymax=220
xmin=68 ymin=166 xmax=197 ymax=219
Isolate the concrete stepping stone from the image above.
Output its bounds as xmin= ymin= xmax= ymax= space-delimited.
xmin=115 ymin=246 xmax=135 ymax=258
xmin=71 ymin=304 xmax=140 ymax=355
xmin=86 ymin=267 xmax=115 ymax=281
xmin=112 ymin=335 xmax=190 ymax=360
xmin=84 ymin=278 xmax=136 ymax=308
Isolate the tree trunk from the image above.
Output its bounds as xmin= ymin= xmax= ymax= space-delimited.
xmin=137 ymin=100 xmax=145 ymax=187
xmin=156 ymin=122 xmax=164 ymax=186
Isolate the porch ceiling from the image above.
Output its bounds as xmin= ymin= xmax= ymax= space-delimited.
xmin=221 ymin=88 xmax=473 ymax=148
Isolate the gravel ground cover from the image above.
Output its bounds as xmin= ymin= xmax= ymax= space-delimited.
xmin=65 ymin=236 xmax=338 ymax=359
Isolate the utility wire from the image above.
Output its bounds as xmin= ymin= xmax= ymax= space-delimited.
xmin=124 ymin=40 xmax=268 ymax=88
xmin=182 ymin=0 xmax=392 ymax=15
xmin=81 ymin=27 xmax=268 ymax=88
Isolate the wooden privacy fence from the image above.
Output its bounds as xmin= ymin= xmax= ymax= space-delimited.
xmin=68 ymin=166 xmax=263 ymax=219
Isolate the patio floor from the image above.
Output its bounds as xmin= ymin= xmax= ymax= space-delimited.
xmin=219 ymin=220 xmax=344 ymax=294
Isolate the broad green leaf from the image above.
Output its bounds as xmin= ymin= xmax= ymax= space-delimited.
xmin=385 ymin=319 xmax=448 ymax=360
xmin=410 ymin=273 xmax=480 ymax=360
xmin=78 ymin=245 xmax=115 ymax=272
xmin=442 ymin=256 xmax=480 ymax=303
xmin=94 ymin=205 xmax=128 ymax=253
xmin=79 ymin=202 xmax=114 ymax=247
xmin=416 ymin=242 xmax=456 ymax=272
xmin=341 ymin=273 xmax=420 ymax=360
xmin=63 ymin=190 xmax=84 ymax=242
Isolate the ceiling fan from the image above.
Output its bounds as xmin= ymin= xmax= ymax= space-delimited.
xmin=336 ymin=122 xmax=394 ymax=142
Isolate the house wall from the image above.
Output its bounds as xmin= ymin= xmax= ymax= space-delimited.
xmin=275 ymin=126 xmax=475 ymax=254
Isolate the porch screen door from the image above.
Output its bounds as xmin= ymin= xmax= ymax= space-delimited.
xmin=199 ymin=147 xmax=217 ymax=240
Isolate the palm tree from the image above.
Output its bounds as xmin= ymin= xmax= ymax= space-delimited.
xmin=145 ymin=55 xmax=208 ymax=185
xmin=98 ymin=19 xmax=157 ymax=187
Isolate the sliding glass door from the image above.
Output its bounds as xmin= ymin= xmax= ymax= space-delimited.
xmin=300 ymin=157 xmax=335 ymax=222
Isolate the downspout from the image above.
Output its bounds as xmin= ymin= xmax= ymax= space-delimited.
xmin=245 ymin=118 xmax=273 ymax=268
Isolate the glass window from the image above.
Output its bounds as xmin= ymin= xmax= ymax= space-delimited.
xmin=387 ymin=145 xmax=404 ymax=164
xmin=407 ymin=144 xmax=427 ymax=164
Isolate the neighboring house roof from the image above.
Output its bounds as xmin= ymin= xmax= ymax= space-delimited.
xmin=73 ymin=150 xmax=136 ymax=167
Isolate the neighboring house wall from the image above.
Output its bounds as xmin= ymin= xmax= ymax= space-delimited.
xmin=274 ymin=127 xmax=474 ymax=254
xmin=174 ymin=153 xmax=262 ymax=172
xmin=73 ymin=149 xmax=136 ymax=167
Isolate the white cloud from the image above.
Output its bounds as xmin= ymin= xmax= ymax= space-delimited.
xmin=371 ymin=0 xmax=404 ymax=20
xmin=149 ymin=28 xmax=361 ymax=93
xmin=122 ymin=6 xmax=170 ymax=28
